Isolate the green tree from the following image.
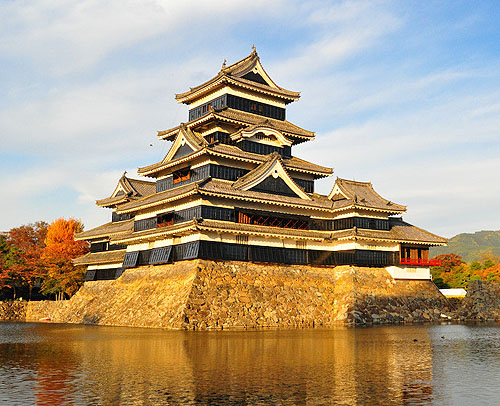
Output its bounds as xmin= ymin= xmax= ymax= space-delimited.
xmin=470 ymin=260 xmax=482 ymax=271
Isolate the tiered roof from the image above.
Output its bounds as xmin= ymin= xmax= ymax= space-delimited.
xmin=96 ymin=173 xmax=155 ymax=208
xmin=332 ymin=218 xmax=446 ymax=245
xmin=75 ymin=219 xmax=134 ymax=241
xmin=73 ymin=250 xmax=126 ymax=266
xmin=139 ymin=139 xmax=331 ymax=178
xmin=157 ymin=109 xmax=315 ymax=144
xmin=329 ymin=178 xmax=406 ymax=214
xmin=175 ymin=47 xmax=300 ymax=105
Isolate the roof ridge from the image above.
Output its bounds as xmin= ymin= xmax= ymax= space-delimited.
xmin=337 ymin=177 xmax=372 ymax=186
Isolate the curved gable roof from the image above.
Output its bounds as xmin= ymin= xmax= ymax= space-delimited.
xmin=175 ymin=48 xmax=300 ymax=104
xmin=96 ymin=173 xmax=155 ymax=208
xmin=329 ymin=178 xmax=406 ymax=213
xmin=232 ymin=152 xmax=311 ymax=200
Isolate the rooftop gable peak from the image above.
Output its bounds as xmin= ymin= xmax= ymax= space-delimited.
xmin=232 ymin=152 xmax=311 ymax=200
xmin=328 ymin=177 xmax=406 ymax=212
xmin=175 ymin=48 xmax=300 ymax=104
xmin=220 ymin=46 xmax=278 ymax=89
xmin=160 ymin=123 xmax=208 ymax=164
xmin=96 ymin=173 xmax=155 ymax=208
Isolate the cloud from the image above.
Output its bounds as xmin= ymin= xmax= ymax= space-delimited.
xmin=0 ymin=0 xmax=285 ymax=76
xmin=1 ymin=0 xmax=500 ymax=239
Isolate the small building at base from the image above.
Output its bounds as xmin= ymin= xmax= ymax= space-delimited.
xmin=74 ymin=48 xmax=446 ymax=281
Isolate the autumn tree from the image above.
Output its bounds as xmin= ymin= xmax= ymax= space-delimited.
xmin=40 ymin=218 xmax=89 ymax=300
xmin=2 ymin=222 xmax=48 ymax=299
xmin=0 ymin=234 xmax=11 ymax=294
xmin=431 ymin=253 xmax=471 ymax=289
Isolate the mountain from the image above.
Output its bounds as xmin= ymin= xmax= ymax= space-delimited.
xmin=430 ymin=230 xmax=500 ymax=263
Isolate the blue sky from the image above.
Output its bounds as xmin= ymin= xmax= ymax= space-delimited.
xmin=1 ymin=0 xmax=499 ymax=237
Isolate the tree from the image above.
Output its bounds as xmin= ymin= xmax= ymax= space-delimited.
xmin=431 ymin=253 xmax=471 ymax=289
xmin=40 ymin=218 xmax=89 ymax=300
xmin=0 ymin=234 xmax=12 ymax=294
xmin=3 ymin=222 xmax=48 ymax=299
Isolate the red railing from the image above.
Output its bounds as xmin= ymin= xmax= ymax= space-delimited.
xmin=400 ymin=258 xmax=441 ymax=266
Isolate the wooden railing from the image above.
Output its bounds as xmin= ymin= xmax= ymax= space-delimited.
xmin=400 ymin=258 xmax=441 ymax=266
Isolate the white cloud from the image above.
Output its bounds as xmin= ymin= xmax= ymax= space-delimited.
xmin=1 ymin=0 xmax=500 ymax=240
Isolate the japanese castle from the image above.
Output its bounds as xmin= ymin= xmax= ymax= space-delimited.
xmin=75 ymin=48 xmax=446 ymax=281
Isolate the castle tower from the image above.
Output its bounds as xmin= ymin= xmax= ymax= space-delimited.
xmin=75 ymin=49 xmax=446 ymax=281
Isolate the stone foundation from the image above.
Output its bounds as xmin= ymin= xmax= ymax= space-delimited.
xmin=14 ymin=260 xmax=452 ymax=329
xmin=0 ymin=301 xmax=27 ymax=321
xmin=455 ymin=280 xmax=500 ymax=321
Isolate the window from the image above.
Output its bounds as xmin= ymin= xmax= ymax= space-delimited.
xmin=157 ymin=212 xmax=174 ymax=228
xmin=237 ymin=211 xmax=309 ymax=230
xmin=173 ymin=168 xmax=191 ymax=184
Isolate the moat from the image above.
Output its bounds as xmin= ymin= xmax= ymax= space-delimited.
xmin=1 ymin=323 xmax=499 ymax=405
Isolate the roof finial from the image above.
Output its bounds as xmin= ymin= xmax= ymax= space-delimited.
xmin=123 ymin=170 xmax=127 ymax=177
xmin=252 ymin=44 xmax=256 ymax=54
xmin=222 ymin=59 xmax=226 ymax=69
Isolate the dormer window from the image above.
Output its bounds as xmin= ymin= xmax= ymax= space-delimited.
xmin=173 ymin=168 xmax=190 ymax=184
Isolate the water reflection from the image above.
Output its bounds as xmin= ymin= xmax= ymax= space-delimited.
xmin=0 ymin=323 xmax=499 ymax=405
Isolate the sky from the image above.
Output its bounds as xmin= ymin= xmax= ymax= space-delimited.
xmin=1 ymin=0 xmax=500 ymax=238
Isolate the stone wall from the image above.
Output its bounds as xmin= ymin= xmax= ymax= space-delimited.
xmin=349 ymin=267 xmax=451 ymax=324
xmin=17 ymin=260 xmax=452 ymax=329
xmin=455 ymin=280 xmax=500 ymax=321
xmin=0 ymin=301 xmax=27 ymax=321
xmin=25 ymin=261 xmax=197 ymax=327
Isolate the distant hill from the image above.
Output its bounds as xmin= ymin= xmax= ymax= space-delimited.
xmin=430 ymin=230 xmax=500 ymax=263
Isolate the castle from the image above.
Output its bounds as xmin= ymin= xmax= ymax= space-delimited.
xmin=74 ymin=48 xmax=446 ymax=282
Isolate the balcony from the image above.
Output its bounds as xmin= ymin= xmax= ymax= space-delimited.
xmin=400 ymin=258 xmax=441 ymax=266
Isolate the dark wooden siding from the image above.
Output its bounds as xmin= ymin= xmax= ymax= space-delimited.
xmin=334 ymin=217 xmax=390 ymax=231
xmin=249 ymin=176 xmax=300 ymax=197
xmin=239 ymin=140 xmax=290 ymax=158
xmin=90 ymin=242 xmax=126 ymax=253
xmin=171 ymin=143 xmax=195 ymax=161
xmin=120 ymin=241 xmax=398 ymax=268
xmin=293 ymin=178 xmax=314 ymax=193
xmin=188 ymin=94 xmax=285 ymax=121
xmin=209 ymin=164 xmax=249 ymax=181
xmin=112 ymin=212 xmax=133 ymax=222
xmin=226 ymin=94 xmax=285 ymax=120
xmin=156 ymin=163 xmax=312 ymax=193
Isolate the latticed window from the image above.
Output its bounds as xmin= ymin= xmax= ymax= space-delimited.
xmin=237 ymin=211 xmax=308 ymax=230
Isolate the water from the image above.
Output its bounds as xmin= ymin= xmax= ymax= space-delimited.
xmin=0 ymin=323 xmax=499 ymax=405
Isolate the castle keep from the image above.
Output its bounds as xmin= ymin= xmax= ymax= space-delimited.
xmin=74 ymin=48 xmax=446 ymax=284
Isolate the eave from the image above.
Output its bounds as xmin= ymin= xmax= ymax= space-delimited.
xmin=157 ymin=109 xmax=314 ymax=144
xmin=175 ymin=75 xmax=300 ymax=105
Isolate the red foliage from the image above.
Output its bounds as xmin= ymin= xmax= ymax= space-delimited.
xmin=2 ymin=222 xmax=49 ymax=298
xmin=433 ymin=253 xmax=463 ymax=272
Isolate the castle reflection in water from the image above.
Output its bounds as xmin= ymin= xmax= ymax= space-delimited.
xmin=0 ymin=324 xmax=436 ymax=405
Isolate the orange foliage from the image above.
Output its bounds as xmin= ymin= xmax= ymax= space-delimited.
xmin=471 ymin=263 xmax=500 ymax=282
xmin=44 ymin=218 xmax=87 ymax=258
xmin=41 ymin=218 xmax=89 ymax=299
